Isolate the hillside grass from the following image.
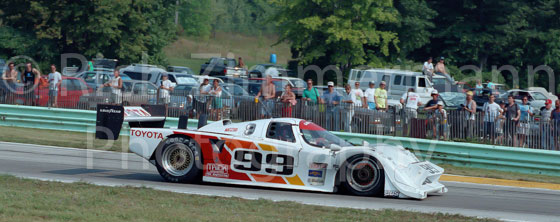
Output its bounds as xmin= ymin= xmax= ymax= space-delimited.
xmin=164 ymin=32 xmax=292 ymax=72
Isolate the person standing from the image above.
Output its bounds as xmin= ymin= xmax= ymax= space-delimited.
xmin=322 ymin=81 xmax=341 ymax=131
xmin=540 ymin=99 xmax=554 ymax=150
xmin=352 ymin=82 xmax=365 ymax=108
xmin=551 ymin=100 xmax=560 ymax=150
xmin=21 ymin=62 xmax=41 ymax=106
xmin=302 ymin=79 xmax=321 ymax=120
xmin=47 ymin=64 xmax=62 ymax=107
xmin=341 ymin=84 xmax=357 ymax=133
xmin=475 ymin=80 xmax=484 ymax=95
xmin=482 ymin=94 xmax=503 ymax=143
xmin=424 ymin=90 xmax=440 ymax=138
xmin=504 ymin=95 xmax=520 ymax=146
xmin=518 ymin=96 xmax=534 ymax=147
xmin=435 ymin=101 xmax=448 ymax=140
xmin=159 ymin=73 xmax=174 ymax=114
xmin=196 ymin=78 xmax=212 ymax=117
xmin=2 ymin=62 xmax=18 ymax=103
xmin=209 ymin=79 xmax=223 ymax=119
xmin=423 ymin=57 xmax=434 ymax=82
xmin=255 ymin=75 xmax=276 ymax=118
xmin=434 ymin=57 xmax=455 ymax=84
xmin=463 ymin=91 xmax=477 ymax=138
xmin=374 ymin=81 xmax=388 ymax=111
xmin=364 ymin=81 xmax=376 ymax=110
xmin=100 ymin=70 xmax=122 ymax=105
xmin=280 ymin=84 xmax=297 ymax=117
xmin=400 ymin=88 xmax=422 ymax=137
xmin=237 ymin=57 xmax=246 ymax=69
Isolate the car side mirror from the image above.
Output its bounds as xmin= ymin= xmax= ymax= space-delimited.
xmin=329 ymin=144 xmax=342 ymax=152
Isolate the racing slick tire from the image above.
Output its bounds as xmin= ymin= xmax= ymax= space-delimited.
xmin=340 ymin=155 xmax=385 ymax=197
xmin=155 ymin=136 xmax=203 ymax=183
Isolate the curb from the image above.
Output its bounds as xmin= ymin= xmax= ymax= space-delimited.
xmin=440 ymin=174 xmax=560 ymax=191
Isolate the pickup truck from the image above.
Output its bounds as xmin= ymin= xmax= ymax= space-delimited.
xmin=200 ymin=57 xmax=247 ymax=77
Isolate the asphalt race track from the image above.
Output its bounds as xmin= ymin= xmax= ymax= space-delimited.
xmin=1 ymin=142 xmax=559 ymax=222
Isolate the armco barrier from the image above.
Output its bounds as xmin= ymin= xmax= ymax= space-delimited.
xmin=1 ymin=104 xmax=559 ymax=177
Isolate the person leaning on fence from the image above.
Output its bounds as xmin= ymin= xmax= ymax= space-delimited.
xmin=435 ymin=101 xmax=448 ymax=140
xmin=424 ymin=90 xmax=440 ymax=138
xmin=280 ymin=84 xmax=297 ymax=117
xmin=255 ymin=75 xmax=276 ymax=118
xmin=400 ymin=88 xmax=422 ymax=137
xmin=364 ymin=81 xmax=376 ymax=110
xmin=374 ymin=81 xmax=388 ymax=111
xmin=341 ymin=84 xmax=357 ymax=133
xmin=462 ymin=91 xmax=477 ymax=138
xmin=99 ymin=70 xmax=122 ymax=105
xmin=322 ymin=81 xmax=341 ymax=131
xmin=21 ymin=62 xmax=41 ymax=106
xmin=552 ymin=100 xmax=560 ymax=150
xmin=159 ymin=73 xmax=174 ymax=115
xmin=505 ymin=95 xmax=520 ymax=146
xmin=47 ymin=64 xmax=62 ymax=108
xmin=540 ymin=99 xmax=554 ymax=150
xmin=482 ymin=94 xmax=503 ymax=143
xmin=518 ymin=96 xmax=534 ymax=147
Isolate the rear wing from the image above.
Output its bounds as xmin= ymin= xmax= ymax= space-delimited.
xmin=95 ymin=104 xmax=166 ymax=140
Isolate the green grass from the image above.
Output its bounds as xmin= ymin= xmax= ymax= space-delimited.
xmin=1 ymin=125 xmax=560 ymax=185
xmin=0 ymin=175 xmax=495 ymax=222
xmin=164 ymin=31 xmax=292 ymax=71
xmin=0 ymin=126 xmax=129 ymax=152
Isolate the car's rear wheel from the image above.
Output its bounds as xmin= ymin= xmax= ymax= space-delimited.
xmin=340 ymin=155 xmax=384 ymax=196
xmin=155 ymin=137 xmax=202 ymax=183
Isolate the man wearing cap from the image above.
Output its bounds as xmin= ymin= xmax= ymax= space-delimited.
xmin=425 ymin=90 xmax=440 ymax=138
xmin=435 ymin=101 xmax=448 ymax=140
xmin=341 ymin=84 xmax=357 ymax=132
xmin=364 ymin=81 xmax=376 ymax=110
xmin=400 ymin=88 xmax=422 ymax=136
xmin=434 ymin=57 xmax=455 ymax=84
xmin=352 ymin=82 xmax=364 ymax=108
xmin=374 ymin=81 xmax=388 ymax=111
xmin=322 ymin=81 xmax=341 ymax=131
xmin=159 ymin=73 xmax=174 ymax=111
xmin=540 ymin=99 xmax=554 ymax=149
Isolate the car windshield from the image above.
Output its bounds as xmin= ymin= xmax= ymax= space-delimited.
xmin=439 ymin=92 xmax=466 ymax=107
xmin=432 ymin=77 xmax=447 ymax=85
xmin=291 ymin=79 xmax=307 ymax=88
xmin=176 ymin=76 xmax=197 ymax=85
xmin=532 ymin=92 xmax=547 ymax=100
xmin=299 ymin=120 xmax=352 ymax=148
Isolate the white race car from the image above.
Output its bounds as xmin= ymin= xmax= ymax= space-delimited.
xmin=108 ymin=105 xmax=447 ymax=200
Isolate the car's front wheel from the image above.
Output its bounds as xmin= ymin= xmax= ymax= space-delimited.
xmin=155 ymin=137 xmax=203 ymax=183
xmin=340 ymin=155 xmax=384 ymax=196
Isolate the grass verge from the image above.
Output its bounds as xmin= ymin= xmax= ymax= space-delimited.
xmin=1 ymin=126 xmax=559 ymax=185
xmin=0 ymin=175 xmax=495 ymax=222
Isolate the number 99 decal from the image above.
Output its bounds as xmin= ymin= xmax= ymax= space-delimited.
xmin=233 ymin=150 xmax=294 ymax=176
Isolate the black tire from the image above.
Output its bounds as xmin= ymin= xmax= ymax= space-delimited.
xmin=340 ymin=155 xmax=384 ymax=197
xmin=155 ymin=136 xmax=203 ymax=183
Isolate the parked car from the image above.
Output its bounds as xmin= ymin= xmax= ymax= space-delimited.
xmin=200 ymin=57 xmax=247 ymax=77
xmin=348 ymin=69 xmax=435 ymax=104
xmin=119 ymin=64 xmax=167 ymax=86
xmin=77 ymin=68 xmax=130 ymax=91
xmin=502 ymin=89 xmax=548 ymax=113
xmin=432 ymin=75 xmax=464 ymax=93
xmin=439 ymin=92 xmax=467 ymax=110
xmin=167 ymin=66 xmax=195 ymax=75
xmin=92 ymin=58 xmax=118 ymax=69
xmin=12 ymin=76 xmax=92 ymax=108
xmin=191 ymin=75 xmax=224 ymax=84
xmin=166 ymin=72 xmax=198 ymax=86
xmin=248 ymin=64 xmax=296 ymax=78
xmin=527 ymin=87 xmax=558 ymax=102
xmin=78 ymin=80 xmax=159 ymax=109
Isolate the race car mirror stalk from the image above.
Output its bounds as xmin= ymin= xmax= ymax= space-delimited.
xmin=328 ymin=144 xmax=342 ymax=152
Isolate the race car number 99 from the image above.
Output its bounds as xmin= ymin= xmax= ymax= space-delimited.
xmin=233 ymin=150 xmax=294 ymax=175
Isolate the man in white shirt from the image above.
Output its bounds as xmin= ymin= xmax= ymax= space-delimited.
xmin=159 ymin=73 xmax=174 ymax=105
xmin=400 ymin=88 xmax=422 ymax=136
xmin=482 ymin=94 xmax=503 ymax=141
xmin=47 ymin=64 xmax=62 ymax=107
xmin=364 ymin=81 xmax=376 ymax=110
xmin=342 ymin=84 xmax=357 ymax=132
xmin=352 ymin=82 xmax=364 ymax=108
xmin=423 ymin=57 xmax=434 ymax=79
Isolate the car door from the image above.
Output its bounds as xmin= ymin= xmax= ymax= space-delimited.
xmin=390 ymin=74 xmax=404 ymax=98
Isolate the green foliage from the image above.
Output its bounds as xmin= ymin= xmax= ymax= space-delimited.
xmin=179 ymin=0 xmax=213 ymax=38
xmin=0 ymin=0 xmax=177 ymax=67
xmin=271 ymin=0 xmax=400 ymax=74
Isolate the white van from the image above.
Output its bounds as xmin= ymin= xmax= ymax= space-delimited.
xmin=348 ymin=69 xmax=435 ymax=104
